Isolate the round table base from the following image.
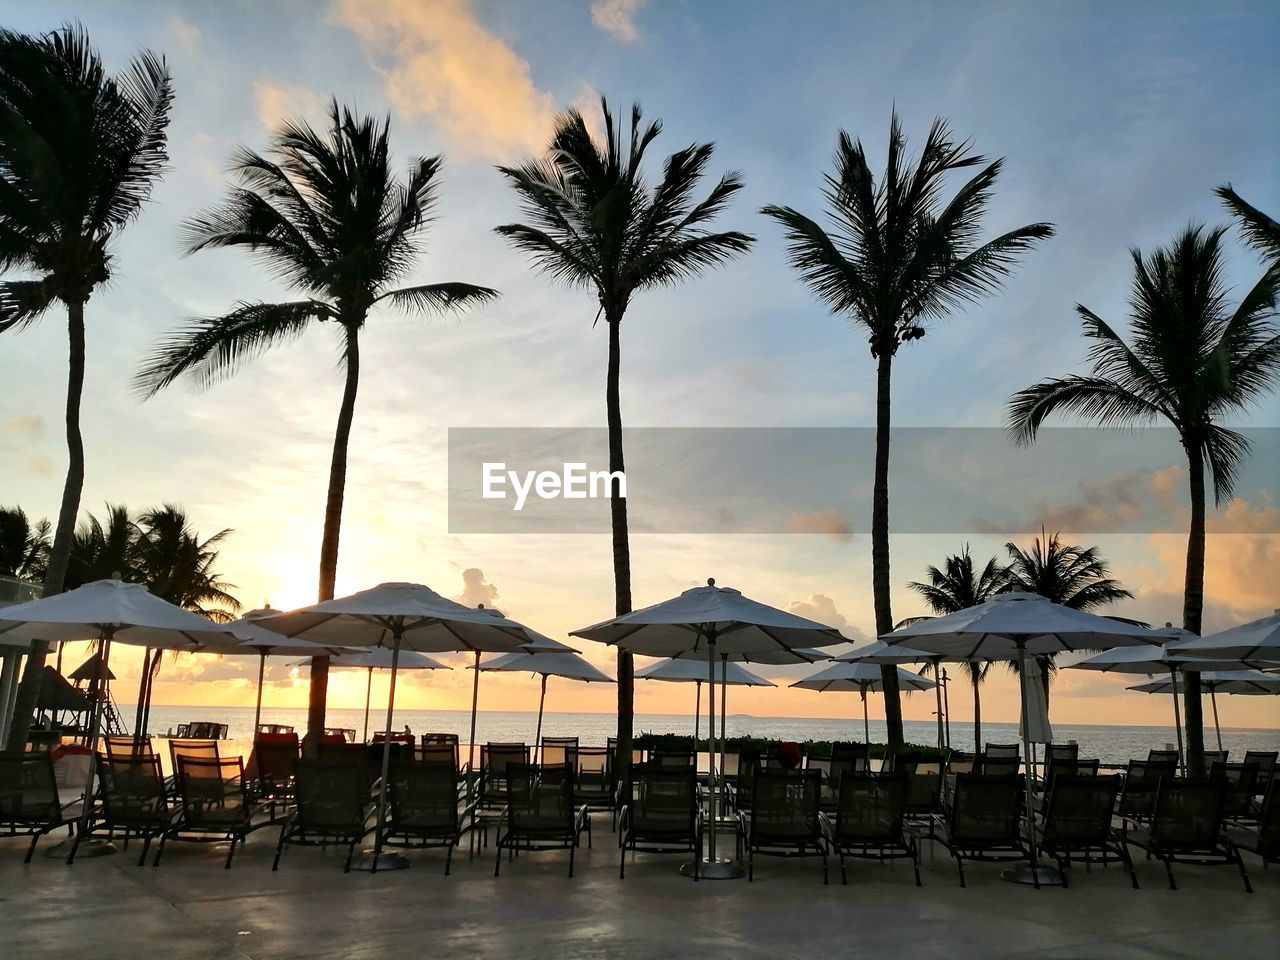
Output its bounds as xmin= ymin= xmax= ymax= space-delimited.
xmin=1000 ymin=862 xmax=1065 ymax=887
xmin=47 ymin=838 xmax=115 ymax=859
xmin=681 ymin=857 xmax=746 ymax=880
xmin=350 ymin=849 xmax=410 ymax=872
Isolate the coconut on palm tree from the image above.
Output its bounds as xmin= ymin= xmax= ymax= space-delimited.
xmin=0 ymin=506 xmax=50 ymax=581
xmin=0 ymin=25 xmax=172 ymax=751
xmin=1007 ymin=226 xmax=1280 ymax=773
xmin=763 ymin=113 xmax=1054 ymax=747
xmin=136 ymin=101 xmax=496 ymax=747
xmin=495 ymin=98 xmax=754 ymax=772
xmin=906 ymin=545 xmax=1008 ymax=748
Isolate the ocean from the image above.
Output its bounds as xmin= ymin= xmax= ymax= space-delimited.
xmin=140 ymin=704 xmax=1279 ymax=766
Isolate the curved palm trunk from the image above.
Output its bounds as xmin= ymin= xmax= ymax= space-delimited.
xmin=1181 ymin=442 xmax=1206 ymax=776
xmin=972 ymin=670 xmax=982 ymax=752
xmin=872 ymin=351 xmax=904 ymax=749
xmin=5 ymin=299 xmax=87 ymax=752
xmin=607 ymin=313 xmax=635 ymax=789
xmin=306 ymin=324 xmax=361 ymax=751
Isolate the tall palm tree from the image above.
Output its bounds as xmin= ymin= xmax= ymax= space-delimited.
xmin=496 ymin=98 xmax=753 ymax=772
xmin=1007 ymin=226 xmax=1280 ymax=773
xmin=0 ymin=25 xmax=172 ymax=752
xmin=763 ymin=113 xmax=1053 ymax=746
xmin=0 ymin=506 xmax=50 ymax=580
xmin=136 ymin=101 xmax=497 ymax=747
xmin=1216 ymin=186 xmax=1280 ymax=264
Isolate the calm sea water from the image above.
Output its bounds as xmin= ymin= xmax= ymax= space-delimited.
xmin=141 ymin=704 xmax=1279 ymax=766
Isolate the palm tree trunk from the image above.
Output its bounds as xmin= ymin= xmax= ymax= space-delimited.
xmin=306 ymin=323 xmax=361 ymax=750
xmin=606 ymin=311 xmax=634 ymax=789
xmin=133 ymin=648 xmax=152 ymax=736
xmin=872 ymin=349 xmax=903 ymax=749
xmin=972 ymin=670 xmax=982 ymax=752
xmin=4 ymin=298 xmax=87 ymax=752
xmin=1182 ymin=441 xmax=1206 ymax=776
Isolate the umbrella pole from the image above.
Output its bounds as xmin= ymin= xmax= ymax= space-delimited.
xmin=942 ymin=668 xmax=952 ymax=750
xmin=362 ymin=667 xmax=373 ymax=743
xmin=535 ymin=675 xmax=547 ymax=753
xmin=1170 ymin=666 xmax=1186 ymax=776
xmin=467 ymin=650 xmax=481 ymax=785
xmin=719 ymin=654 xmax=727 ymax=806
xmin=707 ymin=639 xmax=717 ymax=861
xmin=933 ymin=657 xmax=944 ymax=750
xmin=357 ymin=633 xmax=407 ymax=872
xmin=694 ymin=681 xmax=700 ymax=745
xmin=861 ymin=688 xmax=869 ymax=748
xmin=253 ymin=653 xmax=266 ymax=736
xmin=1209 ymin=687 xmax=1223 ymax=752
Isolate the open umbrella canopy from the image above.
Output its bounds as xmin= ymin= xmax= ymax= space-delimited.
xmin=836 ymin=639 xmax=948 ymax=664
xmin=255 ymin=582 xmax=535 ymax=653
xmin=1168 ymin=609 xmax=1280 ymax=667
xmin=0 ymin=578 xmax=241 ymax=650
xmin=571 ymin=579 xmax=844 ymax=659
xmin=226 ymin=607 xmax=353 ymax=657
xmin=882 ymin=592 xmax=1159 ymax=658
xmin=477 ymin=650 xmax=613 ymax=682
xmin=1070 ymin=638 xmax=1244 ymax=675
xmin=290 ymin=648 xmax=452 ymax=671
xmin=791 ymin=660 xmax=936 ymax=693
xmin=635 ymin=657 xmax=773 ymax=686
xmin=1128 ymin=670 xmax=1280 ymax=695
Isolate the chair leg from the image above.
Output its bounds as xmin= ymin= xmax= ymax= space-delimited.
xmin=1162 ymin=856 xmax=1177 ymax=891
xmin=840 ymin=850 xmax=848 ymax=886
xmin=821 ymin=845 xmax=829 ymax=886
xmin=569 ymin=836 xmax=576 ymax=878
xmin=343 ymin=838 xmax=357 ymax=873
xmin=445 ymin=841 xmax=455 ymax=877
xmin=619 ymin=836 xmax=627 ymax=880
xmin=910 ymin=841 xmax=922 ymax=888
xmin=224 ymin=834 xmax=238 ymax=869
xmin=954 ymin=852 xmax=966 ymax=888
xmin=138 ymin=834 xmax=153 ymax=867
xmin=1120 ymin=845 xmax=1139 ymax=890
xmin=748 ymin=844 xmax=755 ymax=882
xmin=272 ymin=829 xmax=287 ymax=871
xmin=1234 ymin=848 xmax=1253 ymax=894
xmin=494 ymin=836 xmax=503 ymax=877
xmin=66 ymin=828 xmax=83 ymax=865
xmin=25 ymin=831 xmax=41 ymax=864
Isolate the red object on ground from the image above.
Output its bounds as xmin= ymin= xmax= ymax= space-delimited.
xmin=776 ymin=741 xmax=802 ymax=769
xmin=51 ymin=743 xmax=93 ymax=761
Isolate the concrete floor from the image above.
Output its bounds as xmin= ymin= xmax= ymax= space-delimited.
xmin=1 ymin=817 xmax=1276 ymax=960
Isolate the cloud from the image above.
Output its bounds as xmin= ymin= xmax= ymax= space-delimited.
xmin=3 ymin=414 xmax=44 ymax=440
xmin=788 ymin=508 xmax=853 ymax=541
xmin=334 ymin=0 xmax=558 ymax=160
xmin=591 ymin=0 xmax=645 ymax=43
xmin=456 ymin=567 xmax=499 ymax=608
xmin=23 ymin=455 xmax=53 ymax=476
xmin=788 ymin=593 xmax=847 ymax=629
xmin=972 ymin=465 xmax=1185 ymax=535
xmin=252 ymin=80 xmax=328 ymax=131
xmin=167 ymin=16 xmax=202 ymax=54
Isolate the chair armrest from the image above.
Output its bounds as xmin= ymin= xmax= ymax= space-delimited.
xmin=618 ymin=803 xmax=630 ymax=833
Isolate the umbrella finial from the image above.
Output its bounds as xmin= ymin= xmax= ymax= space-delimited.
xmin=111 ymin=570 xmax=123 ymax=581
xmin=707 ymin=578 xmax=716 ymax=587
xmin=1165 ymin=622 xmax=1173 ymax=629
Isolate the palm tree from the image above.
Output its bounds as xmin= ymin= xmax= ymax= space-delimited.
xmin=1216 ymin=186 xmax=1280 ymax=263
xmin=1007 ymin=226 xmax=1280 ymax=773
xmin=906 ymin=546 xmax=1008 ymax=749
xmin=0 ymin=25 xmax=172 ymax=752
xmin=762 ymin=113 xmax=1053 ymax=747
xmin=136 ymin=101 xmax=497 ymax=747
xmin=496 ymin=98 xmax=753 ymax=772
xmin=0 ymin=506 xmax=50 ymax=580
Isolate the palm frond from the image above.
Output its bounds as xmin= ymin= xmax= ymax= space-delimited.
xmin=1216 ymin=184 xmax=1280 ymax=263
xmin=0 ymin=278 xmax=58 ymax=331
xmin=376 ymin=282 xmax=499 ymax=315
xmin=1006 ymin=376 xmax=1164 ymax=445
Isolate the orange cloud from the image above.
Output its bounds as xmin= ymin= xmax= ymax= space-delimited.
xmin=591 ymin=0 xmax=646 ymax=43
xmin=334 ymin=0 xmax=558 ymax=160
xmin=252 ymin=80 xmax=327 ymax=130
xmin=788 ymin=507 xmax=853 ymax=541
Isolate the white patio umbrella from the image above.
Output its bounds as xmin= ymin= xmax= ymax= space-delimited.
xmin=257 ymin=582 xmax=536 ymax=871
xmin=572 ymin=578 xmax=844 ymax=880
xmin=838 ymin=639 xmax=953 ymax=748
xmin=1069 ymin=629 xmax=1244 ymax=773
xmin=882 ymin=590 xmax=1160 ymax=887
xmin=1169 ymin=609 xmax=1280 ymax=668
xmin=290 ymin=648 xmax=452 ymax=743
xmin=635 ymin=656 xmax=774 ymax=743
xmin=0 ymin=578 xmax=240 ymax=859
xmin=791 ymin=661 xmax=935 ymax=745
xmin=475 ymin=650 xmax=612 ymax=749
xmin=1127 ymin=669 xmax=1280 ymax=751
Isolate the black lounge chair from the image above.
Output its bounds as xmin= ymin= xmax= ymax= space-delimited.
xmin=73 ymin=753 xmax=171 ymax=866
xmin=0 ymin=752 xmax=79 ymax=862
xmin=248 ymin=735 xmax=299 ymax=817
xmin=1226 ymin=780 xmax=1280 ymax=867
xmin=166 ymin=739 xmax=219 ymax=796
xmin=494 ymin=762 xmax=588 ymax=877
xmin=822 ymin=772 xmax=920 ymax=886
xmin=741 ymin=768 xmax=827 ymax=884
xmin=378 ymin=760 xmax=475 ymax=875
xmin=1210 ymin=761 xmax=1260 ymax=821
xmin=1147 ymin=749 xmax=1178 ymax=764
xmin=156 ymin=756 xmax=254 ymax=868
xmin=1244 ymin=751 xmax=1276 ymax=796
xmin=480 ymin=743 xmax=530 ymax=809
xmin=1118 ymin=758 xmax=1176 ymax=831
xmin=898 ymin=756 xmax=944 ymax=839
xmin=1035 ymin=774 xmax=1137 ymax=888
xmin=935 ymin=774 xmax=1033 ymax=887
xmin=619 ymin=765 xmax=701 ymax=878
xmin=1125 ymin=779 xmax=1251 ymax=892
xmin=573 ymin=746 xmax=615 ymax=822
xmin=104 ymin=735 xmax=154 ymax=760
xmin=540 ymin=737 xmax=579 ymax=766
xmin=272 ymin=757 xmax=372 ymax=873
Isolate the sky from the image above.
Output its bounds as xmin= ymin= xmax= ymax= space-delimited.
xmin=1 ymin=0 xmax=1278 ymax=732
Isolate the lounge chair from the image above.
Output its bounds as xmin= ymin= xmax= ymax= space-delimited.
xmin=256 ymin=723 xmax=294 ymax=735
xmin=323 ymin=727 xmax=356 ymax=743
xmin=1226 ymin=780 xmax=1280 ymax=867
xmin=104 ymin=735 xmax=154 ymax=760
xmin=166 ymin=739 xmax=218 ymax=796
xmin=155 ymin=756 xmax=254 ymax=868
xmin=1210 ymin=761 xmax=1260 ymax=821
xmin=1126 ymin=779 xmax=1250 ymax=892
xmin=1117 ymin=758 xmax=1176 ymax=831
xmin=1203 ymin=750 xmax=1228 ymax=766
xmin=619 ymin=765 xmax=701 ymax=878
xmin=479 ymin=743 xmax=531 ymax=810
xmin=822 ymin=772 xmax=920 ymax=886
xmin=73 ymin=753 xmax=171 ymax=866
xmin=248 ymin=734 xmax=299 ymax=817
xmin=493 ymin=762 xmax=588 ymax=877
xmin=540 ymin=737 xmax=579 ymax=767
xmin=0 ymin=752 xmax=79 ymax=862
xmin=1035 ymin=774 xmax=1136 ymax=888
xmin=573 ymin=746 xmax=615 ymax=822
xmin=935 ymin=774 xmax=1033 ymax=888
xmin=378 ymin=760 xmax=475 ymax=875
xmin=272 ymin=757 xmax=372 ymax=873
xmin=1147 ymin=749 xmax=1178 ymax=764
xmin=1244 ymin=751 xmax=1277 ymax=798
xmin=740 ymin=768 xmax=827 ymax=884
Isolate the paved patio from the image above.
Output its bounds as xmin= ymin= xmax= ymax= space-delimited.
xmin=1 ymin=815 xmax=1275 ymax=960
